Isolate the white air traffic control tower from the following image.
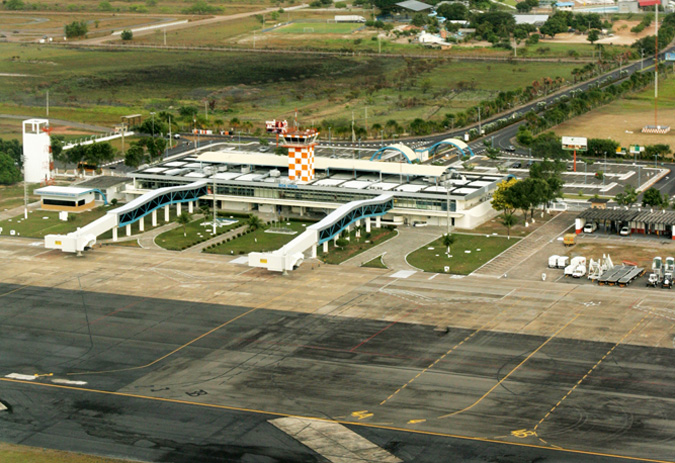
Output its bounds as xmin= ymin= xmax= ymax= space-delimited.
xmin=23 ymin=119 xmax=52 ymax=183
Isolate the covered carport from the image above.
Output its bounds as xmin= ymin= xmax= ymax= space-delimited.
xmin=575 ymin=209 xmax=636 ymax=235
xmin=630 ymin=210 xmax=675 ymax=239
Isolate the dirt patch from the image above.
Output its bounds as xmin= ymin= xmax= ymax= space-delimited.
xmin=541 ymin=20 xmax=654 ymax=46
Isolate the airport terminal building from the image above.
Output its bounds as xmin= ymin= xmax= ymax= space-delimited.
xmin=125 ymin=148 xmax=508 ymax=229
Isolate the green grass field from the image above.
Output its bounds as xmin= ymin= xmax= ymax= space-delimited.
xmin=406 ymin=233 xmax=518 ymax=274
xmin=205 ymin=220 xmax=312 ymax=255
xmin=155 ymin=216 xmax=241 ymax=250
xmin=361 ymin=255 xmax=387 ymax=269
xmin=277 ymin=22 xmax=361 ymax=34
xmin=0 ymin=206 xmax=112 ymax=238
xmin=0 ymin=42 xmax=579 ymax=137
xmin=0 ymin=184 xmax=40 ymax=211
xmin=318 ymin=227 xmax=397 ymax=265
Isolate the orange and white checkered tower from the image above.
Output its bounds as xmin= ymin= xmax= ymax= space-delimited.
xmin=282 ymin=128 xmax=319 ymax=183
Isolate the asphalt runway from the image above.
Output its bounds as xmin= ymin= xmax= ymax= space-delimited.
xmin=1 ymin=282 xmax=674 ymax=463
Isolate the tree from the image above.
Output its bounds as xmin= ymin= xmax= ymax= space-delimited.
xmin=5 ymin=0 xmax=25 ymax=10
xmin=642 ymin=187 xmax=667 ymax=208
xmin=614 ymin=185 xmax=638 ymax=207
xmin=50 ymin=136 xmax=64 ymax=163
xmin=335 ymin=238 xmax=349 ymax=248
xmin=64 ymin=21 xmax=88 ymax=38
xmin=67 ymin=144 xmax=88 ymax=167
xmin=121 ymin=29 xmax=133 ymax=41
xmin=176 ymin=211 xmax=191 ymax=237
xmin=124 ymin=143 xmax=146 ymax=168
xmin=85 ymin=142 xmax=115 ymax=166
xmin=0 ymin=153 xmax=21 ymax=185
xmin=442 ymin=233 xmax=456 ymax=256
xmin=587 ymin=29 xmax=600 ymax=44
xmin=500 ymin=213 xmax=517 ymax=238
xmin=411 ymin=13 xmax=427 ymax=27
xmin=491 ymin=178 xmax=518 ymax=216
xmin=437 ymin=2 xmax=467 ymax=20
xmin=246 ymin=214 xmax=264 ymax=231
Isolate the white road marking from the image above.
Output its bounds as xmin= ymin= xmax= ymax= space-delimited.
xmin=428 ymin=273 xmax=438 ymax=280
xmin=52 ymin=379 xmax=88 ymax=386
xmin=389 ymin=270 xmax=416 ymax=279
xmin=270 ymin=416 xmax=402 ymax=463
xmin=5 ymin=373 xmax=35 ymax=381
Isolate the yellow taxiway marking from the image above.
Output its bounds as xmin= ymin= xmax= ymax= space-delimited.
xmin=2 ymin=377 xmax=674 ymax=463
xmin=351 ymin=410 xmax=374 ymax=420
xmin=67 ymin=278 xmax=317 ymax=376
xmin=0 ymin=284 xmax=29 ymax=298
xmin=379 ymin=303 xmax=516 ymax=407
xmin=438 ymin=313 xmax=580 ymax=419
xmin=533 ymin=311 xmax=651 ymax=433
xmin=34 ymin=373 xmax=53 ymax=378
xmin=408 ymin=419 xmax=426 ymax=424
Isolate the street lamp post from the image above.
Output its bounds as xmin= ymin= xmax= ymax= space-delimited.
xmin=150 ymin=112 xmax=156 ymax=138
xmin=604 ymin=151 xmax=607 ymax=187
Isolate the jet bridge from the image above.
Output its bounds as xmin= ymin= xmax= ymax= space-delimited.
xmin=45 ymin=181 xmax=208 ymax=253
xmin=248 ymin=193 xmax=394 ymax=272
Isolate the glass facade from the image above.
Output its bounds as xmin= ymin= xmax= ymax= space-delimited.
xmin=139 ymin=179 xmax=457 ymax=213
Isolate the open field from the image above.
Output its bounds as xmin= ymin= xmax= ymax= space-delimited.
xmin=0 ymin=43 xmax=579 ymax=132
xmin=407 ymin=232 xmax=518 ymax=274
xmin=0 ymin=184 xmax=40 ymax=211
xmin=553 ymin=72 xmax=675 ymax=148
xmin=277 ymin=21 xmax=362 ymax=34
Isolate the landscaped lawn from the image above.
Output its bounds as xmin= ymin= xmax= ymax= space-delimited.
xmin=0 ymin=442 xmax=131 ymax=463
xmin=319 ymin=226 xmax=397 ymax=265
xmin=407 ymin=233 xmax=519 ymax=274
xmin=0 ymin=184 xmax=40 ymax=211
xmin=361 ymin=255 xmax=387 ymax=269
xmin=156 ymin=216 xmax=241 ymax=251
xmin=0 ymin=206 xmax=113 ymax=238
xmin=205 ymin=220 xmax=314 ymax=255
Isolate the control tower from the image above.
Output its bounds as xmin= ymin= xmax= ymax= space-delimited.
xmin=23 ymin=119 xmax=52 ymax=183
xmin=282 ymin=128 xmax=319 ymax=183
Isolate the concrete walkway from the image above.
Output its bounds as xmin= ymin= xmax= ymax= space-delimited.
xmin=182 ymin=224 xmax=246 ymax=254
xmin=342 ymin=225 xmax=445 ymax=271
xmin=472 ymin=212 xmax=574 ymax=277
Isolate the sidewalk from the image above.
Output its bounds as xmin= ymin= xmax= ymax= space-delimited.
xmin=472 ymin=212 xmax=574 ymax=277
xmin=342 ymin=225 xmax=445 ymax=271
xmin=182 ymin=224 xmax=246 ymax=254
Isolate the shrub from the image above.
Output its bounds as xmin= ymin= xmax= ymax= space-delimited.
xmin=121 ymin=29 xmax=133 ymax=41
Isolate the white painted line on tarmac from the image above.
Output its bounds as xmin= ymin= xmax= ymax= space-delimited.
xmin=0 ymin=402 xmax=6 ymax=411
xmin=5 ymin=373 xmax=35 ymax=381
xmin=270 ymin=416 xmax=402 ymax=463
xmin=428 ymin=273 xmax=438 ymax=280
xmin=52 ymin=379 xmax=88 ymax=386
xmin=389 ymin=270 xmax=416 ymax=279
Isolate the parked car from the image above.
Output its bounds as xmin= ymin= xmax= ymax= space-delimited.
xmin=583 ymin=222 xmax=597 ymax=233
xmin=511 ymin=162 xmax=521 ymax=168
xmin=620 ymin=226 xmax=631 ymax=236
xmin=505 ymin=145 xmax=516 ymax=152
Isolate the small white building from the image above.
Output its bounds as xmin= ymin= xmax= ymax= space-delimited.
xmin=34 ymin=186 xmax=98 ymax=212
xmin=334 ymin=15 xmax=366 ymax=22
xmin=23 ymin=119 xmax=52 ymax=184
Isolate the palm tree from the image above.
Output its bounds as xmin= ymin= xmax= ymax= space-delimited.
xmin=176 ymin=211 xmax=191 ymax=237
xmin=442 ymin=233 xmax=456 ymax=256
xmin=247 ymin=214 xmax=263 ymax=231
xmin=500 ymin=213 xmax=517 ymax=239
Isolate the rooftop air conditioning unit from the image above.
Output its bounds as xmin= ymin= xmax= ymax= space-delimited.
xmin=241 ymin=166 xmax=252 ymax=174
xmin=218 ymin=166 xmax=228 ymax=172
xmin=270 ymin=169 xmax=281 ymax=178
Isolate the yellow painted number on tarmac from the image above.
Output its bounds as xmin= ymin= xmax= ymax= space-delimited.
xmin=351 ymin=410 xmax=374 ymax=420
xmin=407 ymin=419 xmax=426 ymax=424
xmin=511 ymin=429 xmax=536 ymax=438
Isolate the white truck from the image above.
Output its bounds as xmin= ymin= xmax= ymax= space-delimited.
xmin=557 ymin=256 xmax=569 ymax=269
xmin=564 ymin=256 xmax=586 ymax=277
xmin=548 ymin=255 xmax=559 ymax=268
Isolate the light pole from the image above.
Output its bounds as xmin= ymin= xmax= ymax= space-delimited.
xmin=603 ymin=151 xmax=607 ymax=187
xmin=380 ymin=130 xmax=384 ymax=147
xmin=641 ymin=48 xmax=644 ymax=72
xmin=654 ymin=153 xmax=658 ymax=168
xmin=22 ymin=154 xmax=27 ymax=219
xmin=150 ymin=112 xmax=156 ymax=138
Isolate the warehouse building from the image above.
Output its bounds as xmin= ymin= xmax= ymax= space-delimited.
xmin=576 ymin=208 xmax=675 ymax=239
